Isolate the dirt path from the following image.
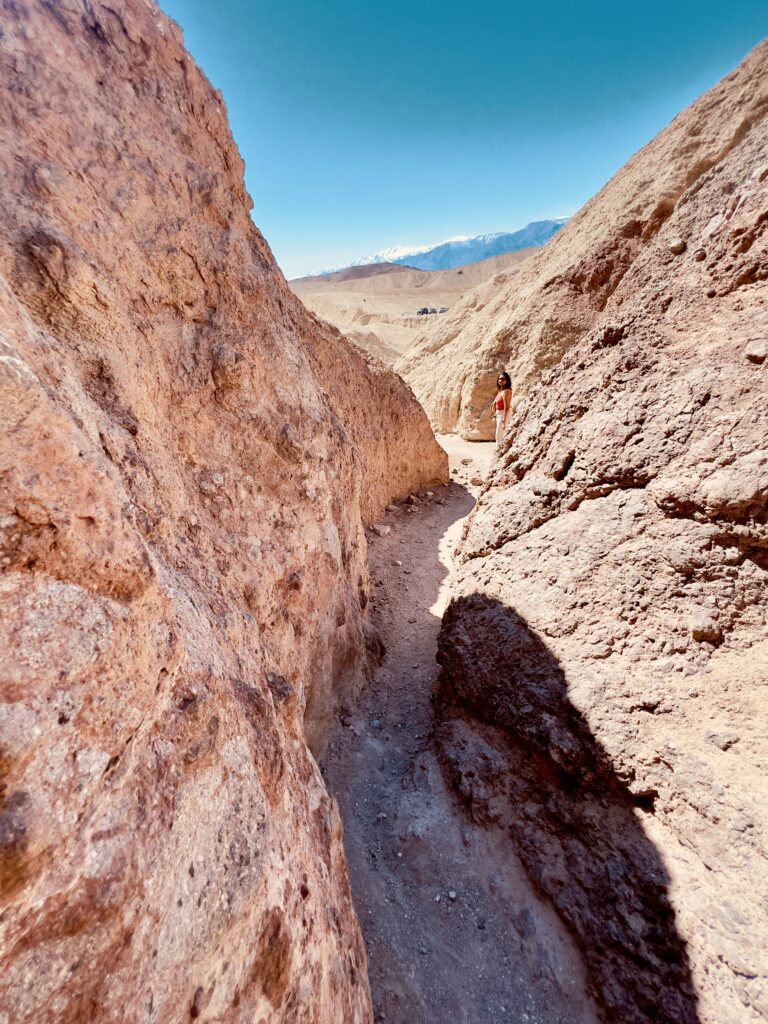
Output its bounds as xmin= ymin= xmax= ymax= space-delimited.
xmin=323 ymin=436 xmax=599 ymax=1024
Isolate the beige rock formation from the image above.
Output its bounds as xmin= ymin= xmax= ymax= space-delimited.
xmin=291 ymin=250 xmax=533 ymax=364
xmin=434 ymin=41 xmax=768 ymax=1024
xmin=398 ymin=41 xmax=768 ymax=440
xmin=0 ymin=2 xmax=446 ymax=1021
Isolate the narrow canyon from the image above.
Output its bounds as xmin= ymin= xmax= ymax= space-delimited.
xmin=0 ymin=3 xmax=766 ymax=1024
xmin=323 ymin=438 xmax=599 ymax=1023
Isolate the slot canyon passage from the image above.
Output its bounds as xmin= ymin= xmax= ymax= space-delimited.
xmin=322 ymin=438 xmax=601 ymax=1024
xmin=1 ymin=3 xmax=767 ymax=1024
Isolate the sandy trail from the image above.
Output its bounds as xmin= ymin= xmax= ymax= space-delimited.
xmin=323 ymin=436 xmax=598 ymax=1024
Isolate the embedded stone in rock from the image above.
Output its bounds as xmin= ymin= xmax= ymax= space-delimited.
xmin=668 ymin=237 xmax=687 ymax=255
xmin=706 ymin=730 xmax=740 ymax=751
xmin=689 ymin=613 xmax=723 ymax=644
xmin=745 ymin=338 xmax=766 ymax=364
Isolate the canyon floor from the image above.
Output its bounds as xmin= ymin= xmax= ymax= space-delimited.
xmin=323 ymin=436 xmax=600 ymax=1024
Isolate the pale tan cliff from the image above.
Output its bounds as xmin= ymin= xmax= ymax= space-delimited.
xmin=398 ymin=41 xmax=768 ymax=440
xmin=0 ymin=1 xmax=445 ymax=1021
xmin=434 ymin=42 xmax=768 ymax=1024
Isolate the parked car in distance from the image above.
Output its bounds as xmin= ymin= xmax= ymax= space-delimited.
xmin=438 ymin=306 xmax=448 ymax=313
xmin=428 ymin=307 xmax=437 ymax=314
xmin=417 ymin=307 xmax=429 ymax=315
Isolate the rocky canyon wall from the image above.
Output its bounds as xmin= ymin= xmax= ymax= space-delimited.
xmin=0 ymin=1 xmax=445 ymax=1020
xmin=435 ymin=42 xmax=767 ymax=1024
xmin=398 ymin=42 xmax=768 ymax=440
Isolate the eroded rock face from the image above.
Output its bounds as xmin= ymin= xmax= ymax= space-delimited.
xmin=398 ymin=41 xmax=768 ymax=440
xmin=0 ymin=2 xmax=445 ymax=1020
xmin=435 ymin=43 xmax=767 ymax=1024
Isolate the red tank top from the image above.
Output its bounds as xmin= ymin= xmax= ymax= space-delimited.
xmin=495 ymin=394 xmax=505 ymax=410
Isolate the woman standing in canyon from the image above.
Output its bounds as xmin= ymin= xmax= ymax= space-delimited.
xmin=494 ymin=371 xmax=512 ymax=445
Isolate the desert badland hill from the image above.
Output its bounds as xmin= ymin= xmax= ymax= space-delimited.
xmin=290 ymin=249 xmax=534 ymax=363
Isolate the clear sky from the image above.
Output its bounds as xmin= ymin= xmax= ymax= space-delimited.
xmin=160 ymin=0 xmax=767 ymax=278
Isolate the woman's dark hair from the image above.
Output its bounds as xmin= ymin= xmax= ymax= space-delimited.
xmin=496 ymin=371 xmax=511 ymax=391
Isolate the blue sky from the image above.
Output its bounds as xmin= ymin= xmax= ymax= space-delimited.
xmin=160 ymin=0 xmax=767 ymax=278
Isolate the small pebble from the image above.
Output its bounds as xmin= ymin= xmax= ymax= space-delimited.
xmin=448 ymin=890 xmax=457 ymax=901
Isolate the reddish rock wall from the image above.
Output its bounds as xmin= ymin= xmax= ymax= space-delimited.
xmin=0 ymin=1 xmax=445 ymax=1020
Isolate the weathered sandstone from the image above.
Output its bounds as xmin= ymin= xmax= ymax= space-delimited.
xmin=398 ymin=42 xmax=768 ymax=440
xmin=435 ymin=42 xmax=768 ymax=1024
xmin=0 ymin=1 xmax=445 ymax=1020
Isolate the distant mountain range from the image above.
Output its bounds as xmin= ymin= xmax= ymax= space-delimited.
xmin=310 ymin=219 xmax=568 ymax=276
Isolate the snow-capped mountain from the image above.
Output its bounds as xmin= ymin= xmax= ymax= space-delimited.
xmin=310 ymin=220 xmax=567 ymax=276
xmin=314 ymin=236 xmax=472 ymax=275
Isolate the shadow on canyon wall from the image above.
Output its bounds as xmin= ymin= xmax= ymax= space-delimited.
xmin=435 ymin=593 xmax=701 ymax=1024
